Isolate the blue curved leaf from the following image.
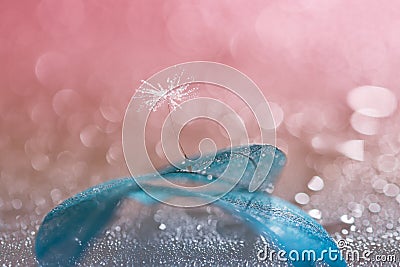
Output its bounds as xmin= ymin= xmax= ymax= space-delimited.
xmin=35 ymin=178 xmax=136 ymax=265
xmin=35 ymin=145 xmax=346 ymax=266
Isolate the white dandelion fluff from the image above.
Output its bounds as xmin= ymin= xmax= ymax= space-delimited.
xmin=134 ymin=69 xmax=198 ymax=112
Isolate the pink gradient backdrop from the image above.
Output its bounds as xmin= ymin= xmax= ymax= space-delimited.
xmin=2 ymin=0 xmax=400 ymax=104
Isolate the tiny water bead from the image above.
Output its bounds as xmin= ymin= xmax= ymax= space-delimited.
xmin=31 ymin=153 xmax=50 ymax=171
xmin=11 ymin=199 xmax=23 ymax=210
xmin=372 ymin=179 xmax=388 ymax=192
xmin=52 ymin=89 xmax=82 ymax=117
xmin=340 ymin=215 xmax=355 ymax=225
xmin=294 ymin=192 xmax=310 ymax=205
xmin=335 ymin=139 xmax=364 ymax=162
xmin=158 ymin=223 xmax=166 ymax=231
xmin=50 ymin=188 xmax=62 ymax=204
xmin=34 ymin=51 xmax=77 ymax=91
xmin=347 ymin=86 xmax=397 ymax=118
xmin=80 ymin=124 xmax=104 ymax=148
xmin=383 ymin=183 xmax=400 ymax=197
xmin=368 ymin=203 xmax=381 ymax=213
xmin=308 ymin=209 xmax=322 ymax=220
xmin=377 ymin=154 xmax=399 ymax=173
xmin=307 ymin=176 xmax=324 ymax=191
xmin=350 ymin=111 xmax=380 ymax=135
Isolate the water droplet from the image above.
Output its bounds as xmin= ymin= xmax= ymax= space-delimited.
xmin=265 ymin=184 xmax=274 ymax=194
xmin=307 ymin=176 xmax=324 ymax=191
xmin=383 ymin=183 xmax=400 ymax=197
xmin=50 ymin=188 xmax=62 ymax=203
xmin=377 ymin=154 xmax=399 ymax=172
xmin=285 ymin=113 xmax=304 ymax=138
xmin=294 ymin=192 xmax=310 ymax=205
xmin=348 ymin=202 xmax=364 ymax=217
xmin=368 ymin=203 xmax=381 ymax=213
xmin=74 ymin=237 xmax=82 ymax=246
xmin=52 ymin=89 xmax=81 ymax=117
xmin=308 ymin=209 xmax=322 ymax=220
xmin=350 ymin=111 xmax=380 ymax=135
xmin=372 ymin=179 xmax=387 ymax=192
xmin=106 ymin=143 xmax=123 ymax=166
xmin=35 ymin=52 xmax=70 ymax=89
xmin=340 ymin=215 xmax=355 ymax=224
xmin=311 ymin=134 xmax=333 ymax=152
xmin=159 ymin=223 xmax=166 ymax=230
xmin=100 ymin=105 xmax=121 ymax=123
xmin=336 ymin=140 xmax=364 ymax=161
xmin=80 ymin=125 xmax=102 ymax=148
xmin=11 ymin=199 xmax=22 ymax=210
xmin=347 ymin=86 xmax=397 ymax=118
xmin=31 ymin=153 xmax=50 ymax=171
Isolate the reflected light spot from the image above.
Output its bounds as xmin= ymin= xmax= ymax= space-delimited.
xmin=308 ymin=209 xmax=322 ymax=220
xmin=340 ymin=215 xmax=355 ymax=224
xmin=307 ymin=176 xmax=324 ymax=191
xmin=294 ymin=192 xmax=310 ymax=205
xmin=336 ymin=140 xmax=364 ymax=161
xmin=350 ymin=112 xmax=379 ymax=135
xmin=347 ymin=86 xmax=397 ymax=118
xmin=377 ymin=154 xmax=399 ymax=173
xmin=52 ymin=89 xmax=81 ymax=117
xmin=383 ymin=183 xmax=400 ymax=197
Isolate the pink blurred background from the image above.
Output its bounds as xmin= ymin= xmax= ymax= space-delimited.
xmin=2 ymin=1 xmax=400 ymax=263
xmin=3 ymin=0 xmax=400 ymax=104
xmin=1 ymin=0 xmax=400 ymax=218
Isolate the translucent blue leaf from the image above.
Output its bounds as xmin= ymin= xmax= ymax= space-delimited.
xmin=35 ymin=145 xmax=346 ymax=266
xmin=35 ymin=178 xmax=136 ymax=265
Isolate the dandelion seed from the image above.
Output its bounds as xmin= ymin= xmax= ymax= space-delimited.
xmin=134 ymin=69 xmax=198 ymax=112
